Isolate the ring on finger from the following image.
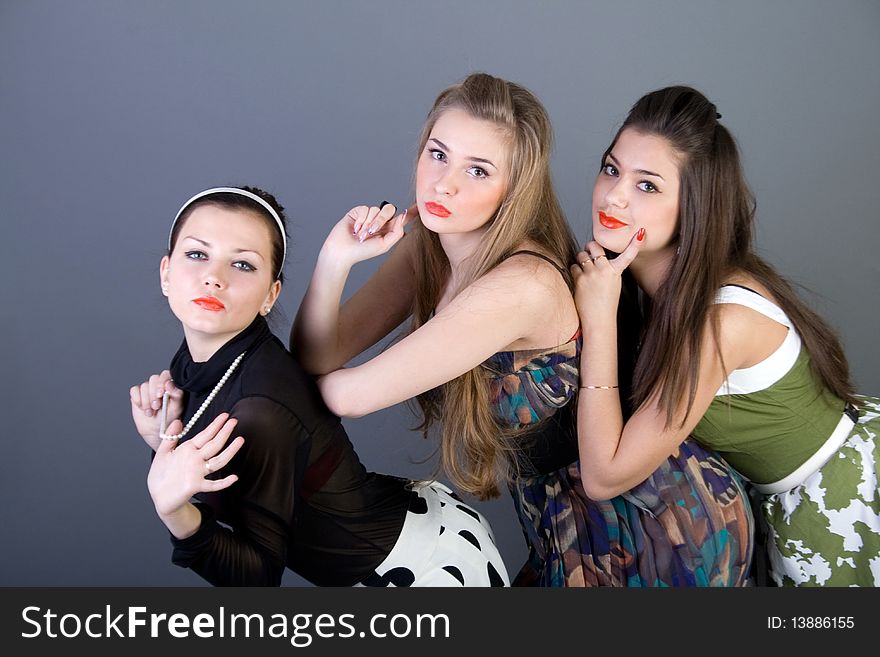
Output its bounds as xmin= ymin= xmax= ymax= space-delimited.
xmin=579 ymin=258 xmax=592 ymax=266
xmin=593 ymin=254 xmax=607 ymax=261
xmin=204 ymin=460 xmax=213 ymax=474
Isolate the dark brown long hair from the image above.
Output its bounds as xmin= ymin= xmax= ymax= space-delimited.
xmin=409 ymin=73 xmax=578 ymax=498
xmin=611 ymin=86 xmax=855 ymax=425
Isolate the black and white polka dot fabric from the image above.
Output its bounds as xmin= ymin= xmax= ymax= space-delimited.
xmin=356 ymin=481 xmax=510 ymax=587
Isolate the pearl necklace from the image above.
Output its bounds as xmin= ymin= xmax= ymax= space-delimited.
xmin=159 ymin=352 xmax=246 ymax=441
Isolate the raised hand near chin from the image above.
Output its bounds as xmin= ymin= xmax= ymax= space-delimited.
xmin=569 ymin=228 xmax=645 ymax=330
xmin=321 ymin=202 xmax=416 ymax=267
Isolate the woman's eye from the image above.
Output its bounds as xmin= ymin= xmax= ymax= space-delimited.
xmin=184 ymin=250 xmax=207 ymax=260
xmin=602 ymin=163 xmax=618 ymax=176
xmin=638 ymin=181 xmax=658 ymax=193
xmin=233 ymin=261 xmax=256 ymax=272
xmin=468 ymin=166 xmax=488 ymax=179
xmin=428 ymin=148 xmax=446 ymax=162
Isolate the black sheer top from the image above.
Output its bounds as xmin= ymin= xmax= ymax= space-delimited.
xmin=166 ymin=317 xmax=410 ymax=586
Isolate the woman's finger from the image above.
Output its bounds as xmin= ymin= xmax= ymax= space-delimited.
xmin=368 ymin=202 xmax=398 ymax=235
xmin=157 ymin=370 xmax=173 ymax=391
xmin=201 ymin=474 xmax=239 ymax=493
xmin=356 ymin=204 xmax=389 ymax=241
xmin=360 ymin=205 xmax=382 ymax=235
xmin=378 ymin=212 xmax=408 ymax=247
xmin=202 ymin=420 xmax=242 ymax=458
xmin=348 ymin=205 xmax=369 ymax=234
xmin=609 ymin=227 xmax=645 ymax=274
xmin=586 ymin=242 xmax=608 ymax=261
xmin=162 ymin=418 xmax=183 ymax=442
xmin=164 ymin=377 xmax=184 ymax=403
xmin=139 ymin=381 xmax=155 ymax=417
xmin=574 ymin=250 xmax=593 ymax=268
xmin=155 ymin=422 xmax=180 ymax=454
xmin=204 ymin=435 xmax=245 ymax=474
xmin=130 ymin=385 xmax=143 ymax=410
xmin=150 ymin=373 xmax=170 ymax=411
xmin=189 ymin=413 xmax=233 ymax=450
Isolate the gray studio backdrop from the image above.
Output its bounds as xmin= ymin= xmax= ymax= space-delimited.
xmin=2 ymin=0 xmax=878 ymax=586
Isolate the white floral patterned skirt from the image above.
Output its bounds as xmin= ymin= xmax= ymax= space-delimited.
xmin=762 ymin=396 xmax=880 ymax=586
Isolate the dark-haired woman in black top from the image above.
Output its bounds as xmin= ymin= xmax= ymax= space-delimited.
xmin=130 ymin=186 xmax=509 ymax=586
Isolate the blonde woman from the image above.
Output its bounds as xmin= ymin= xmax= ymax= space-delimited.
xmin=293 ymin=73 xmax=753 ymax=586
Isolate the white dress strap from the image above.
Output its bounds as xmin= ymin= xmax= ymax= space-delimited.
xmin=714 ymin=285 xmax=802 ymax=395
xmin=714 ymin=285 xmax=792 ymax=328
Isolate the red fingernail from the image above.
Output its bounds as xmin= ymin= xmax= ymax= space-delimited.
xmin=636 ymin=227 xmax=645 ymax=241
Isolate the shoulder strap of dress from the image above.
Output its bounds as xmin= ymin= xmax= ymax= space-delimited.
xmin=715 ymin=284 xmax=792 ymax=328
xmin=508 ymin=250 xmax=568 ymax=278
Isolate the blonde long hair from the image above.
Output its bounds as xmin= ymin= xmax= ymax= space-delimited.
xmin=408 ymin=73 xmax=578 ymax=499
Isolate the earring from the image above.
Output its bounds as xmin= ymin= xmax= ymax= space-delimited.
xmin=162 ymin=283 xmax=169 ymax=293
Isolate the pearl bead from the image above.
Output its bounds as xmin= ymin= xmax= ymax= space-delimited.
xmin=159 ymin=352 xmax=246 ymax=441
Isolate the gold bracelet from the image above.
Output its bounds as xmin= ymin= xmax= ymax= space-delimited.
xmin=579 ymin=384 xmax=619 ymax=390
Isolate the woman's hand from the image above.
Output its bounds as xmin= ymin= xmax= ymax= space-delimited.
xmin=130 ymin=370 xmax=184 ymax=451
xmin=320 ymin=203 xmax=414 ymax=268
xmin=570 ymin=231 xmax=644 ymax=331
xmin=147 ymin=413 xmax=244 ymax=519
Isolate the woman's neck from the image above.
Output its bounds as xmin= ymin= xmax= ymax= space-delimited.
xmin=438 ymin=224 xmax=491 ymax=271
xmin=628 ymin=245 xmax=676 ymax=298
xmin=183 ymin=328 xmax=235 ymax=362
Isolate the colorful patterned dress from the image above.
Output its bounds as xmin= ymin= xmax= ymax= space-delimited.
xmin=483 ymin=322 xmax=754 ymax=587
xmin=692 ymin=285 xmax=880 ymax=586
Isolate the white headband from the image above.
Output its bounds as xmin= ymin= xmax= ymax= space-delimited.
xmin=169 ymin=187 xmax=287 ymax=277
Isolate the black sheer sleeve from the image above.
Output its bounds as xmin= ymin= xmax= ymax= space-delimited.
xmin=169 ymin=396 xmax=311 ymax=586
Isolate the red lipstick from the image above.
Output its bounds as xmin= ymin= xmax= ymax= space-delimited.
xmin=193 ymin=297 xmax=225 ymax=311
xmin=598 ymin=211 xmax=628 ymax=229
xmin=425 ymin=201 xmax=451 ymax=218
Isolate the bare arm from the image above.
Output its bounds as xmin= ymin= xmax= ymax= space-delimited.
xmin=291 ymin=204 xmax=414 ymax=374
xmin=317 ymin=257 xmax=572 ymax=418
xmin=571 ymin=240 xmax=780 ymax=499
xmin=575 ymin=305 xmax=732 ymax=499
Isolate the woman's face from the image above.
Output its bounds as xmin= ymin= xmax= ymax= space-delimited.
xmin=160 ymin=205 xmax=280 ymax=352
xmin=415 ymin=108 xmax=510 ymax=236
xmin=591 ymin=128 xmax=682 ymax=255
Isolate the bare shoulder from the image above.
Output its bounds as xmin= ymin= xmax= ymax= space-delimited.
xmin=713 ymin=301 xmax=765 ymax=335
xmin=470 ymin=248 xmax=576 ymax=349
xmin=712 ymin=276 xmax=790 ymax=369
xmin=457 ymin=253 xmax=570 ymax=324
xmin=490 ymin=248 xmax=570 ymax=298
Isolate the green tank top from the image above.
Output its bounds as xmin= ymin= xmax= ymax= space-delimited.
xmin=692 ymin=286 xmax=846 ymax=485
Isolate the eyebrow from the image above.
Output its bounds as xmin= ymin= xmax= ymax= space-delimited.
xmin=181 ymin=235 xmax=265 ymax=258
xmin=607 ymin=153 xmax=665 ymax=180
xmin=429 ymin=138 xmax=498 ymax=169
